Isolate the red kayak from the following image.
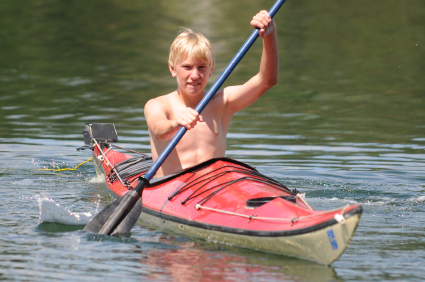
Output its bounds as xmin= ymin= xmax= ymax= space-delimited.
xmin=81 ymin=123 xmax=362 ymax=265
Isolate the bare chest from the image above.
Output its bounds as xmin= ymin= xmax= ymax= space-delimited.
xmin=169 ymin=100 xmax=229 ymax=148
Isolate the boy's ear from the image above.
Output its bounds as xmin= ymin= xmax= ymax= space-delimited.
xmin=169 ymin=63 xmax=177 ymax=77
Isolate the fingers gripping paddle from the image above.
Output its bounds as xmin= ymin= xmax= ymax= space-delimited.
xmin=83 ymin=0 xmax=287 ymax=236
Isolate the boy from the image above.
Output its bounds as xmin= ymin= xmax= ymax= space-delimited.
xmin=144 ymin=10 xmax=278 ymax=177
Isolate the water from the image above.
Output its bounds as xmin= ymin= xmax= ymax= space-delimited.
xmin=1 ymin=0 xmax=424 ymax=281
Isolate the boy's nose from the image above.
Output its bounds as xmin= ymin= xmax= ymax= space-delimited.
xmin=190 ymin=69 xmax=200 ymax=79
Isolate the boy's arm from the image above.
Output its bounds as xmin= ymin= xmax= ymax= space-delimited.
xmin=224 ymin=10 xmax=279 ymax=114
xmin=145 ymin=98 xmax=203 ymax=141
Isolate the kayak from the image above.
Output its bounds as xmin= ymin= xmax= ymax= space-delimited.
xmin=80 ymin=123 xmax=362 ymax=265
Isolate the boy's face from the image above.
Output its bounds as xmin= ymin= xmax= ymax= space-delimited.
xmin=169 ymin=55 xmax=213 ymax=98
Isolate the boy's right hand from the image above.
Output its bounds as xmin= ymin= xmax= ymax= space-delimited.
xmin=172 ymin=107 xmax=203 ymax=130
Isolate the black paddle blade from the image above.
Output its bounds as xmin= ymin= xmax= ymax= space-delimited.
xmin=110 ymin=197 xmax=142 ymax=236
xmin=83 ymin=194 xmax=126 ymax=233
xmin=83 ymin=182 xmax=145 ymax=235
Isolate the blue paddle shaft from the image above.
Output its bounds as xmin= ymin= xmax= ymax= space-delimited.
xmin=143 ymin=0 xmax=286 ymax=184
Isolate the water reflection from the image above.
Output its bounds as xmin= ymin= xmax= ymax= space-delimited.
xmin=138 ymin=236 xmax=340 ymax=282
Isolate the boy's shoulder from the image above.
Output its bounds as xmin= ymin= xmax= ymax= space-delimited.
xmin=145 ymin=91 xmax=175 ymax=107
xmin=144 ymin=92 xmax=175 ymax=117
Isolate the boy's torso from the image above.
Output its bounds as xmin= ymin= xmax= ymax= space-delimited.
xmin=149 ymin=89 xmax=232 ymax=177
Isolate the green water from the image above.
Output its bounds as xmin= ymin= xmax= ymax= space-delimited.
xmin=1 ymin=0 xmax=424 ymax=281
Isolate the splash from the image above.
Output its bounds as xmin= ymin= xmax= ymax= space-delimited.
xmin=89 ymin=175 xmax=104 ymax=184
xmin=35 ymin=194 xmax=95 ymax=225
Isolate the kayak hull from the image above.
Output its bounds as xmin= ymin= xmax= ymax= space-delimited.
xmin=139 ymin=209 xmax=361 ymax=265
xmin=90 ymin=144 xmax=362 ymax=265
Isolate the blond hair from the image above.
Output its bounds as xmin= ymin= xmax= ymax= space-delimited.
xmin=168 ymin=28 xmax=215 ymax=68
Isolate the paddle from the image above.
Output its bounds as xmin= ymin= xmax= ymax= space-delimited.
xmin=83 ymin=0 xmax=287 ymax=236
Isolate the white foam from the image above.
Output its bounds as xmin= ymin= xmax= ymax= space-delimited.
xmin=414 ymin=196 xmax=425 ymax=202
xmin=35 ymin=194 xmax=94 ymax=225
xmin=89 ymin=175 xmax=104 ymax=183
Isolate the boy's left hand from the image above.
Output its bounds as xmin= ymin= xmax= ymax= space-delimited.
xmin=250 ymin=10 xmax=276 ymax=38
